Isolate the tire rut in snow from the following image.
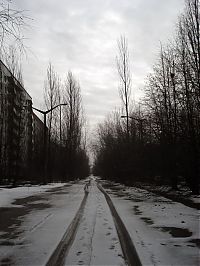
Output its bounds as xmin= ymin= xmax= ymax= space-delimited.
xmin=64 ymin=183 xmax=125 ymax=266
xmin=46 ymin=192 xmax=88 ymax=266
xmin=97 ymin=183 xmax=142 ymax=266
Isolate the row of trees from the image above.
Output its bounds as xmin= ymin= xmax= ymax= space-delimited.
xmin=0 ymin=1 xmax=90 ymax=184
xmin=39 ymin=64 xmax=90 ymax=181
xmin=93 ymin=0 xmax=200 ymax=194
xmin=0 ymin=59 xmax=90 ymax=184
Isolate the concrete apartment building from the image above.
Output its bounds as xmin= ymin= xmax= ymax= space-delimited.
xmin=0 ymin=60 xmax=43 ymax=184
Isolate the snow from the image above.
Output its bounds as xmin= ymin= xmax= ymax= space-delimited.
xmin=0 ymin=178 xmax=199 ymax=266
xmin=64 ymin=182 xmax=126 ymax=266
xmin=102 ymin=181 xmax=200 ymax=266
xmin=135 ymin=182 xmax=200 ymax=205
xmin=0 ymin=183 xmax=67 ymax=208
xmin=0 ymin=181 xmax=86 ymax=265
xmin=189 ymin=195 xmax=200 ymax=204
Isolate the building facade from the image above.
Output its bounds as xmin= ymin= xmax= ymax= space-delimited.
xmin=0 ymin=60 xmax=43 ymax=184
xmin=32 ymin=113 xmax=44 ymax=180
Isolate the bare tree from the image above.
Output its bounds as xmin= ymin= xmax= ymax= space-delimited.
xmin=42 ymin=67 xmax=89 ymax=181
xmin=62 ymin=71 xmax=84 ymax=179
xmin=94 ymin=0 xmax=200 ymax=194
xmin=4 ymin=45 xmax=24 ymax=84
xmin=116 ymin=35 xmax=132 ymax=138
xmin=175 ymin=0 xmax=200 ymax=193
xmin=0 ymin=0 xmax=29 ymax=57
xmin=43 ymin=63 xmax=60 ymax=180
xmin=44 ymin=63 xmax=59 ymax=141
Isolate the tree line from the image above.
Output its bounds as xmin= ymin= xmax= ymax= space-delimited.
xmin=93 ymin=0 xmax=200 ymax=194
xmin=0 ymin=1 xmax=90 ymax=184
xmin=40 ymin=63 xmax=90 ymax=182
xmin=0 ymin=60 xmax=90 ymax=185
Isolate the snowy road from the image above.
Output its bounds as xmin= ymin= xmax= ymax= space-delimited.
xmin=64 ymin=183 xmax=126 ymax=266
xmin=47 ymin=181 xmax=140 ymax=266
xmin=0 ymin=178 xmax=199 ymax=266
xmin=0 ymin=181 xmax=85 ymax=265
xmin=0 ymin=180 xmax=140 ymax=266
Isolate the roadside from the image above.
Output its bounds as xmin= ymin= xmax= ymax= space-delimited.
xmin=0 ymin=181 xmax=85 ymax=266
xmin=133 ymin=181 xmax=200 ymax=210
xmin=101 ymin=179 xmax=199 ymax=266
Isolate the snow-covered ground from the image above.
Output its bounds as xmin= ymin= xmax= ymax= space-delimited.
xmin=0 ymin=183 xmax=68 ymax=208
xmin=134 ymin=182 xmax=200 ymax=207
xmin=65 ymin=183 xmax=125 ymax=266
xmin=0 ymin=178 xmax=199 ymax=266
xmin=0 ymin=181 xmax=86 ymax=265
xmin=102 ymin=181 xmax=200 ymax=266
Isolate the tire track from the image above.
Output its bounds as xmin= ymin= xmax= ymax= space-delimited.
xmin=64 ymin=182 xmax=125 ymax=266
xmin=97 ymin=183 xmax=142 ymax=266
xmin=46 ymin=181 xmax=141 ymax=266
xmin=46 ymin=192 xmax=88 ymax=266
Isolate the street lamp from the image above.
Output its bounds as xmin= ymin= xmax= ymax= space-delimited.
xmin=32 ymin=103 xmax=67 ymax=184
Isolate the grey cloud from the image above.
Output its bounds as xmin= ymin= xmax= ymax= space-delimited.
xmin=14 ymin=0 xmax=185 ymax=128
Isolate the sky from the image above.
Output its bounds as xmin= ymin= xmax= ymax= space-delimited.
xmin=14 ymin=0 xmax=185 ymax=130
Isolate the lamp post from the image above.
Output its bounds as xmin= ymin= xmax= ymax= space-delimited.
xmin=32 ymin=103 xmax=67 ymax=184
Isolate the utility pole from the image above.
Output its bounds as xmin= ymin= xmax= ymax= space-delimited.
xmin=32 ymin=103 xmax=67 ymax=184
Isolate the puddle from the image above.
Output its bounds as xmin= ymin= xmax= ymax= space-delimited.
xmin=112 ymin=191 xmax=127 ymax=198
xmin=125 ymin=196 xmax=142 ymax=202
xmin=0 ymin=195 xmax=53 ymax=241
xmin=188 ymin=239 xmax=200 ymax=248
xmin=133 ymin=206 xmax=142 ymax=215
xmin=13 ymin=195 xmax=48 ymax=205
xmin=0 ymin=257 xmax=14 ymax=266
xmin=51 ymin=191 xmax=69 ymax=195
xmin=28 ymin=202 xmax=51 ymax=209
xmin=0 ymin=240 xmax=15 ymax=246
xmin=46 ymin=184 xmax=71 ymax=193
xmin=158 ymin=227 xmax=192 ymax=237
xmin=0 ymin=207 xmax=27 ymax=239
xmin=153 ymin=198 xmax=172 ymax=204
xmin=140 ymin=217 xmax=154 ymax=225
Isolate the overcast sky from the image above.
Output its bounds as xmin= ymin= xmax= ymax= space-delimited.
xmin=14 ymin=0 xmax=185 ymax=129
